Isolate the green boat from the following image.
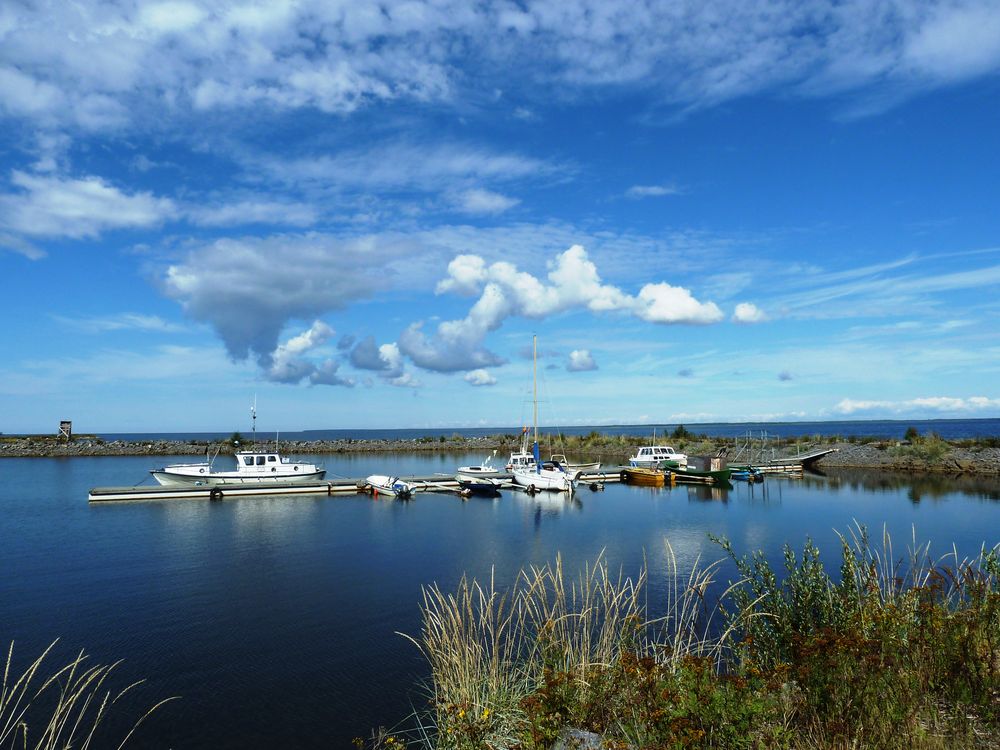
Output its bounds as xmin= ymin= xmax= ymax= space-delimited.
xmin=666 ymin=466 xmax=732 ymax=484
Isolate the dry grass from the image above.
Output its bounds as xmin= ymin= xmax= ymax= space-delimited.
xmin=0 ymin=640 xmax=175 ymax=749
xmin=399 ymin=543 xmax=739 ymax=749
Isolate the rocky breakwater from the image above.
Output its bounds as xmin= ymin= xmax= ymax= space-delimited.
xmin=815 ymin=439 xmax=1000 ymax=475
xmin=0 ymin=434 xmax=509 ymax=458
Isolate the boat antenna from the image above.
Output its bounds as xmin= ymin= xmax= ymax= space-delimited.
xmin=251 ymin=394 xmax=257 ymax=449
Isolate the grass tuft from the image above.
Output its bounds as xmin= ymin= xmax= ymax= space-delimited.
xmin=0 ymin=640 xmax=176 ymax=749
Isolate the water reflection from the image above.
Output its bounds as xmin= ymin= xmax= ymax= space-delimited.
xmin=815 ymin=468 xmax=1000 ymax=502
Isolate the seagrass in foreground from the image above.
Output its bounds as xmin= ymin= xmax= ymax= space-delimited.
xmin=368 ymin=525 xmax=999 ymax=750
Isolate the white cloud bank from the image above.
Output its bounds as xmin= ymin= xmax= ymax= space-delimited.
xmin=403 ymin=244 xmax=725 ymax=371
xmin=4 ymin=0 xmax=1000 ymax=133
xmin=835 ymin=396 xmax=1000 ymax=415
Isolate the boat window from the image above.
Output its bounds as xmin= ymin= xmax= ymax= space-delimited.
xmin=256 ymin=456 xmax=266 ymax=465
xmin=268 ymin=456 xmax=276 ymax=462
xmin=243 ymin=456 xmax=254 ymax=466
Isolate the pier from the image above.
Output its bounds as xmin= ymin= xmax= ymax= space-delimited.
xmin=88 ymin=471 xmax=619 ymax=503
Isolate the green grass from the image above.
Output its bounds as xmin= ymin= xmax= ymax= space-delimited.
xmin=381 ymin=527 xmax=1000 ymax=750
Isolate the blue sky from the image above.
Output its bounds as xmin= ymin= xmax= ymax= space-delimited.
xmin=2 ymin=0 xmax=1000 ymax=433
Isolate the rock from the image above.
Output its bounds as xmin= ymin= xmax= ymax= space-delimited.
xmin=552 ymin=728 xmax=604 ymax=750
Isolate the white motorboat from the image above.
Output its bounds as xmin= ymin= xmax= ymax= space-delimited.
xmin=628 ymin=445 xmax=688 ymax=468
xmin=456 ymin=452 xmax=505 ymax=494
xmin=457 ymin=450 xmax=501 ymax=480
xmin=151 ymin=449 xmax=325 ymax=486
xmin=512 ymin=336 xmax=579 ymax=493
xmin=150 ymin=403 xmax=324 ymax=486
xmin=366 ymin=475 xmax=415 ymax=499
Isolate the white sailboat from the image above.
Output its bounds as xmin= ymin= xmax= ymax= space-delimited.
xmin=512 ymin=336 xmax=580 ymax=493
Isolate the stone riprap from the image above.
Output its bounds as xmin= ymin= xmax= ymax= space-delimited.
xmin=2 ymin=436 xmax=999 ymax=475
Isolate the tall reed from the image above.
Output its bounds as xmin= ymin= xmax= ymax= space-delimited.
xmin=401 ymin=543 xmax=732 ymax=749
xmin=0 ymin=640 xmax=175 ymax=749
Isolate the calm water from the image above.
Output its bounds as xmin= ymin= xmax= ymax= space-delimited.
xmin=2 ymin=452 xmax=999 ymax=748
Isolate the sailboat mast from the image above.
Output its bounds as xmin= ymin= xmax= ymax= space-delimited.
xmin=532 ymin=334 xmax=538 ymax=445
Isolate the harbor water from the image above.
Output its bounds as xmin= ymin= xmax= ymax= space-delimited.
xmin=1 ymin=451 xmax=999 ymax=747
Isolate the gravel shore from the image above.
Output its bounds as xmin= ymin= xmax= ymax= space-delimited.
xmin=3 ymin=435 xmax=1000 ymax=476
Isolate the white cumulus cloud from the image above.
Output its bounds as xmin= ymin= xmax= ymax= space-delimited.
xmin=464 ymin=369 xmax=497 ymax=386
xmin=732 ymin=302 xmax=768 ymax=323
xmin=566 ymin=350 xmax=598 ymax=372
xmin=266 ymin=320 xmax=353 ymax=387
xmin=401 ymin=244 xmax=723 ymax=372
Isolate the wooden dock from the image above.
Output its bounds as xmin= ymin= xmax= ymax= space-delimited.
xmin=88 ymin=471 xmax=619 ymax=503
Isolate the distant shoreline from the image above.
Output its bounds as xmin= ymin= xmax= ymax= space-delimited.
xmin=3 ymin=432 xmax=999 ymax=475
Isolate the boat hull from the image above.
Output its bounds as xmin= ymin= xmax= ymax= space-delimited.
xmin=151 ymin=469 xmax=326 ymax=486
xmin=667 ymin=467 xmax=732 ymax=484
xmin=621 ymin=467 xmax=672 ymax=486
xmin=366 ymin=475 xmax=414 ymax=498
xmin=512 ymin=469 xmax=574 ymax=492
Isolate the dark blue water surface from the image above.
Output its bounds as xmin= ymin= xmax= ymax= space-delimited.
xmin=1 ymin=452 xmax=999 ymax=748
xmin=95 ymin=417 xmax=1000 ymax=443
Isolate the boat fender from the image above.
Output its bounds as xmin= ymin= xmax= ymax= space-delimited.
xmin=209 ymin=487 xmax=223 ymax=501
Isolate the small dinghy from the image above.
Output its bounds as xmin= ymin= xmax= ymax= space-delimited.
xmin=366 ymin=475 xmax=415 ymax=499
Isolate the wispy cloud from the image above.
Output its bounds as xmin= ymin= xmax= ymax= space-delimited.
xmin=3 ymin=0 xmax=997 ymax=140
xmin=625 ymin=184 xmax=681 ymax=199
xmin=253 ymin=142 xmax=553 ymax=192
xmin=450 ymin=188 xmax=520 ymax=215
xmin=52 ymin=313 xmax=187 ymax=334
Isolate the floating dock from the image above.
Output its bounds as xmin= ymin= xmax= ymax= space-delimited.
xmin=88 ymin=471 xmax=619 ymax=503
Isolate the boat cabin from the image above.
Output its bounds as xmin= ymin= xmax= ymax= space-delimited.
xmin=236 ymin=451 xmax=310 ymax=474
xmin=507 ymin=451 xmax=535 ymax=471
xmin=629 ymin=445 xmax=688 ymax=467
